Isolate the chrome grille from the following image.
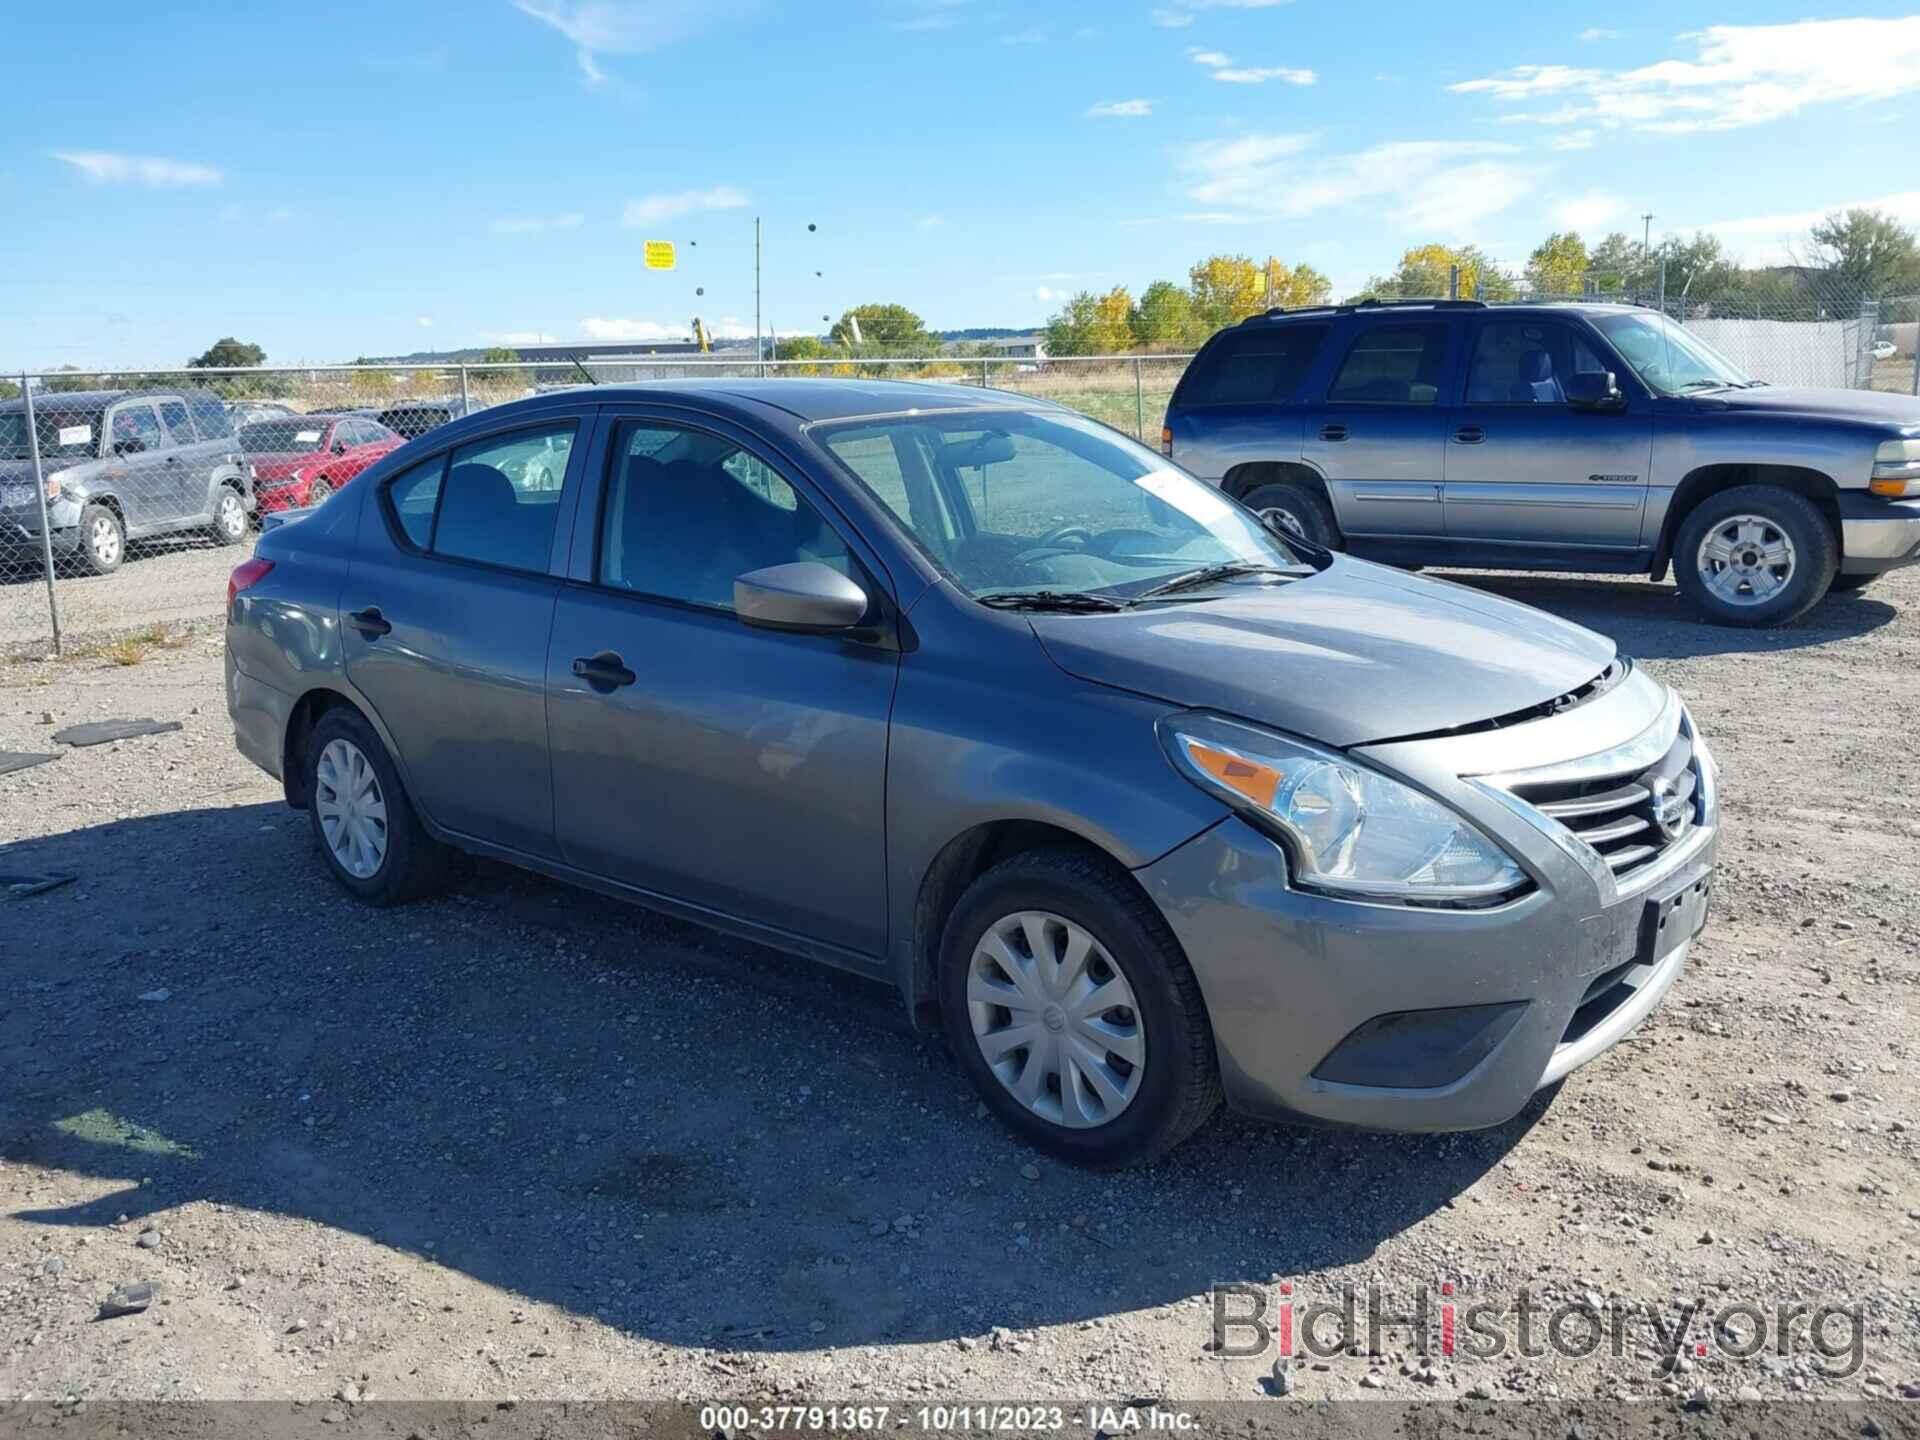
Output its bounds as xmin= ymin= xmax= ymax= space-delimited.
xmin=1508 ymin=729 xmax=1700 ymax=880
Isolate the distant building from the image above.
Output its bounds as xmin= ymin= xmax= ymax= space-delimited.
xmin=982 ymin=334 xmax=1048 ymax=362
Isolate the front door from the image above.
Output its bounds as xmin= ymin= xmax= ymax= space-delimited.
xmin=545 ymin=415 xmax=896 ymax=957
xmin=155 ymin=396 xmax=215 ymax=521
xmin=1443 ymin=317 xmax=1654 ymax=549
xmin=341 ymin=415 xmax=587 ymax=858
xmin=1302 ymin=320 xmax=1455 ymax=538
xmin=102 ymin=400 xmax=172 ymax=531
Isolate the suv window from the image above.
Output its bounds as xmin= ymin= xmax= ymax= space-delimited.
xmin=1327 ymin=323 xmax=1450 ymax=405
xmin=188 ymin=393 xmax=234 ymax=440
xmin=157 ymin=399 xmax=197 ymax=447
xmin=1465 ymin=320 xmax=1609 ymax=405
xmin=600 ymin=421 xmax=851 ymax=611
xmin=109 ymin=403 xmax=164 ymax=453
xmin=1179 ymin=325 xmax=1329 ymax=405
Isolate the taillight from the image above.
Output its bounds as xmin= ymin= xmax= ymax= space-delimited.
xmin=1161 ymin=425 xmax=1173 ymax=458
xmin=227 ymin=557 xmax=274 ymax=609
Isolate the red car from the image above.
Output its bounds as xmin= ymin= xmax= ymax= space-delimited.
xmin=240 ymin=413 xmax=403 ymax=515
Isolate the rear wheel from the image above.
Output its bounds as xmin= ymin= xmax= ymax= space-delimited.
xmin=938 ymin=848 xmax=1220 ymax=1168
xmin=74 ymin=503 xmax=125 ymax=576
xmin=1827 ymin=571 xmax=1879 ymax=594
xmin=1239 ymin=479 xmax=1342 ymax=550
xmin=305 ymin=707 xmax=452 ymax=905
xmin=304 ymin=478 xmax=333 ymax=508
xmin=208 ymin=485 xmax=249 ymax=546
xmin=1673 ymin=485 xmax=1836 ymax=627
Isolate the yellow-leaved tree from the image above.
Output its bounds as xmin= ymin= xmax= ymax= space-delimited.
xmin=1086 ymin=286 xmax=1136 ymax=353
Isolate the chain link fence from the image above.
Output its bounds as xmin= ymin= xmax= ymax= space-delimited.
xmin=5 ymin=305 xmax=1913 ymax=658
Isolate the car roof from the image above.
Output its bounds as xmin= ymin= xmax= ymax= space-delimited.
xmin=565 ymin=377 xmax=1056 ymax=424
xmin=1238 ymin=299 xmax=1654 ymax=330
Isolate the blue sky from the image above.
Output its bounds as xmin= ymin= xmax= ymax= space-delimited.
xmin=4 ymin=1 xmax=1920 ymax=368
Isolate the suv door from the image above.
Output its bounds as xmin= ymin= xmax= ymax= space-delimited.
xmin=1301 ymin=319 xmax=1456 ymax=538
xmin=155 ymin=396 xmax=216 ymax=523
xmin=339 ymin=415 xmax=588 ymax=858
xmin=101 ymin=400 xmax=171 ymax=532
xmin=1444 ymin=316 xmax=1653 ymax=549
xmin=544 ymin=412 xmax=896 ymax=959
xmin=1164 ymin=323 xmax=1329 ymax=483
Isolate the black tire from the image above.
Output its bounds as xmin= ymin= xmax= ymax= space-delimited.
xmin=304 ymin=707 xmax=452 ymax=905
xmin=938 ymin=847 xmax=1221 ymax=1168
xmin=74 ymin=502 xmax=125 ymax=576
xmin=305 ymin=478 xmax=333 ymax=508
xmin=1827 ymin=571 xmax=1879 ymax=594
xmin=1239 ymin=479 xmax=1342 ymax=550
xmin=208 ymin=484 xmax=249 ymax=546
xmin=1672 ymin=484 xmax=1837 ymax=628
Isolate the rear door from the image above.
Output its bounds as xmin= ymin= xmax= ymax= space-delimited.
xmin=1301 ymin=319 xmax=1457 ymax=538
xmin=340 ymin=411 xmax=590 ymax=857
xmin=1443 ymin=316 xmax=1653 ymax=549
xmin=1165 ymin=323 xmax=1328 ymax=482
xmin=155 ymin=396 xmax=215 ymax=520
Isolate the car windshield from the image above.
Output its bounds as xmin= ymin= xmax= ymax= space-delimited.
xmin=1592 ymin=312 xmax=1754 ymax=395
xmin=239 ymin=420 xmax=329 ymax=453
xmin=816 ymin=408 xmax=1305 ymax=601
xmin=0 ymin=408 xmax=103 ymax=461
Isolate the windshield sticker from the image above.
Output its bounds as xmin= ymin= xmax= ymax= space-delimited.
xmin=57 ymin=425 xmax=93 ymax=447
xmin=1137 ymin=468 xmax=1233 ymax=524
xmin=294 ymin=430 xmax=322 ymax=443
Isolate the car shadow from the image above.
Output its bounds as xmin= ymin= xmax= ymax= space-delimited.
xmin=2 ymin=802 xmax=1542 ymax=1352
xmin=1439 ymin=571 xmax=1897 ymax=660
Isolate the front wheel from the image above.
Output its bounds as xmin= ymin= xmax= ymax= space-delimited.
xmin=74 ymin=503 xmax=125 ymax=576
xmin=208 ymin=485 xmax=249 ymax=546
xmin=1672 ymin=485 xmax=1837 ymax=627
xmin=938 ymin=848 xmax=1220 ymax=1167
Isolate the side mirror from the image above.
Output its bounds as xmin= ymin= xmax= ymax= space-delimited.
xmin=734 ymin=561 xmax=869 ymax=633
xmin=113 ymin=437 xmax=147 ymax=456
xmin=332 ymin=441 xmax=349 ymax=455
xmin=1565 ymin=371 xmax=1626 ymax=412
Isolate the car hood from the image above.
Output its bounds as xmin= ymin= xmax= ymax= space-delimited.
xmin=1026 ymin=559 xmax=1617 ymax=749
xmin=1693 ymin=385 xmax=1920 ymax=429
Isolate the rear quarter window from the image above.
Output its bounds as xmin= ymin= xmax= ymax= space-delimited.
xmin=1176 ymin=325 xmax=1330 ymax=406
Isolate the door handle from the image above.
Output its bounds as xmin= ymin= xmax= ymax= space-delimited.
xmin=347 ymin=606 xmax=392 ymax=638
xmin=1453 ymin=425 xmax=1486 ymax=444
xmin=165 ymin=455 xmax=181 ymax=464
xmin=1319 ymin=424 xmax=1350 ymax=442
xmin=572 ymin=650 xmax=637 ymax=690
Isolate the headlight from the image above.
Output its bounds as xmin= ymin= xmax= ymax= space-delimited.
xmin=1871 ymin=439 xmax=1920 ymax=497
xmin=1160 ymin=714 xmax=1528 ymax=904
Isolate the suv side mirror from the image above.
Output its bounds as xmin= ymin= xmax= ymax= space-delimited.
xmin=1565 ymin=371 xmax=1626 ymax=412
xmin=734 ymin=562 xmax=869 ymax=633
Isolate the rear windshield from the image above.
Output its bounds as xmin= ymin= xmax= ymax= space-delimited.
xmin=240 ymin=420 xmax=328 ymax=453
xmin=0 ymin=408 xmax=103 ymax=461
xmin=1176 ymin=324 xmax=1329 ymax=406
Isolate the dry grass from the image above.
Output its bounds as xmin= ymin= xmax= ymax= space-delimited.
xmin=74 ymin=623 xmax=194 ymax=668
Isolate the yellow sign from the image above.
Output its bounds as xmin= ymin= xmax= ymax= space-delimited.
xmin=643 ymin=240 xmax=676 ymax=271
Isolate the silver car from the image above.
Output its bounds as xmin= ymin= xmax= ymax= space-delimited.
xmin=227 ymin=380 xmax=1717 ymax=1165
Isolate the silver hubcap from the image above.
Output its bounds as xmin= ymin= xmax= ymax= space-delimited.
xmin=314 ymin=739 xmax=389 ymax=879
xmin=218 ymin=493 xmax=245 ymax=535
xmin=967 ymin=910 xmax=1145 ymax=1129
xmin=90 ymin=516 xmax=121 ymax=564
xmin=1259 ymin=505 xmax=1307 ymax=539
xmin=1697 ymin=514 xmax=1795 ymax=607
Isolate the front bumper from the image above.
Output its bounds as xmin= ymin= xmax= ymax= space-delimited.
xmin=1 ymin=498 xmax=83 ymax=556
xmin=1136 ymin=669 xmax=1718 ymax=1132
xmin=1839 ymin=493 xmax=1920 ymax=574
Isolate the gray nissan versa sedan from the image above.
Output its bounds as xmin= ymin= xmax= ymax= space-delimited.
xmin=226 ymin=380 xmax=1718 ymax=1165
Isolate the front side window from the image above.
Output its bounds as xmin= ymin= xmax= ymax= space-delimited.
xmin=818 ymin=409 xmax=1299 ymax=600
xmin=1180 ymin=325 xmax=1329 ymax=405
xmin=1327 ymin=323 xmax=1450 ymax=405
xmin=1465 ymin=321 xmax=1609 ymax=405
xmin=1592 ymin=311 xmax=1754 ymax=396
xmin=109 ymin=403 xmax=164 ymax=453
xmin=599 ymin=422 xmax=850 ymax=611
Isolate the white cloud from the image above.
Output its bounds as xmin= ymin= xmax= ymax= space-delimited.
xmin=1548 ymin=132 xmax=1596 ymax=151
xmin=1189 ymin=49 xmax=1232 ymax=67
xmin=1150 ymin=8 xmax=1195 ymax=28
xmin=892 ymin=0 xmax=967 ymax=31
xmin=416 ymin=316 xmax=434 ymax=329
xmin=1180 ymin=134 xmax=1536 ymax=235
xmin=915 ymin=214 xmax=946 ymax=229
xmin=1577 ymin=27 xmax=1623 ymax=42
xmin=1701 ymin=190 xmax=1920 ymax=263
xmin=1087 ymin=98 xmax=1154 ymax=117
xmin=1035 ymin=286 xmax=1062 ymax=302
xmin=1212 ymin=65 xmax=1315 ymax=85
xmin=1452 ymin=18 xmax=1920 ymax=133
xmin=494 ymin=330 xmax=563 ymax=346
xmin=620 ymin=185 xmax=748 ymax=227
xmin=579 ymin=317 xmax=690 ymax=342
xmin=52 ymin=151 xmax=221 ymax=187
xmin=1001 ymin=27 xmax=1046 ymax=44
xmin=1552 ymin=190 xmax=1624 ymax=231
xmin=490 ymin=212 xmax=586 ymax=235
xmin=512 ymin=0 xmax=731 ymax=85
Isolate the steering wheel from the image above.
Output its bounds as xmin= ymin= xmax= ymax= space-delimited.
xmin=1031 ymin=524 xmax=1096 ymax=551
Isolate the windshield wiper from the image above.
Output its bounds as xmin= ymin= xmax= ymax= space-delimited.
xmin=1677 ymin=379 xmax=1738 ymax=393
xmin=977 ymin=590 xmax=1126 ymax=613
xmin=1130 ymin=562 xmax=1300 ymax=604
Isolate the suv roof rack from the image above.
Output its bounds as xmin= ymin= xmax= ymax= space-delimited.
xmin=1249 ymin=297 xmax=1490 ymax=323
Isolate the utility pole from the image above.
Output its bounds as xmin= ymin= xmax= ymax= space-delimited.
xmin=1641 ymin=213 xmax=1654 ymax=254
xmin=754 ymin=216 xmax=763 ymax=368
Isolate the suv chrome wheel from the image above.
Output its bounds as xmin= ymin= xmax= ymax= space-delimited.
xmin=314 ymin=738 xmax=389 ymax=879
xmin=967 ymin=910 xmax=1145 ymax=1129
xmin=89 ymin=515 xmax=122 ymax=567
xmin=214 ymin=489 xmax=248 ymax=541
xmin=1696 ymin=514 xmax=1796 ymax=607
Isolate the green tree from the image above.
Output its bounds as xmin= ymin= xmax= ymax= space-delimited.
xmin=1131 ymin=280 xmax=1197 ymax=346
xmin=0 ymin=378 xmax=19 ymax=401
xmin=44 ymin=366 xmax=102 ymax=393
xmin=1362 ymin=243 xmax=1512 ymax=301
xmin=187 ymin=337 xmax=267 ymax=370
xmin=479 ymin=346 xmax=521 ymax=366
xmin=1043 ymin=291 xmax=1102 ymax=356
xmin=828 ymin=304 xmax=933 ymax=353
xmin=1807 ymin=208 xmax=1920 ymax=302
xmin=1587 ymin=232 xmax=1651 ymax=294
xmin=1526 ymin=232 xmax=1589 ymax=296
xmin=774 ymin=335 xmax=826 ymax=361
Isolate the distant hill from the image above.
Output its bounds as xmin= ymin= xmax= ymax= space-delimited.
xmin=936 ymin=328 xmax=1027 ymax=342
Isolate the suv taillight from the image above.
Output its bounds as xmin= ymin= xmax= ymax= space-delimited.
xmin=227 ymin=557 xmax=274 ymax=609
xmin=1161 ymin=425 xmax=1173 ymax=458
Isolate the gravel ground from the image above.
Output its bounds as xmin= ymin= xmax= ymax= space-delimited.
xmin=0 ymin=567 xmax=1916 ymax=1408
xmin=0 ymin=532 xmax=252 ymax=658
